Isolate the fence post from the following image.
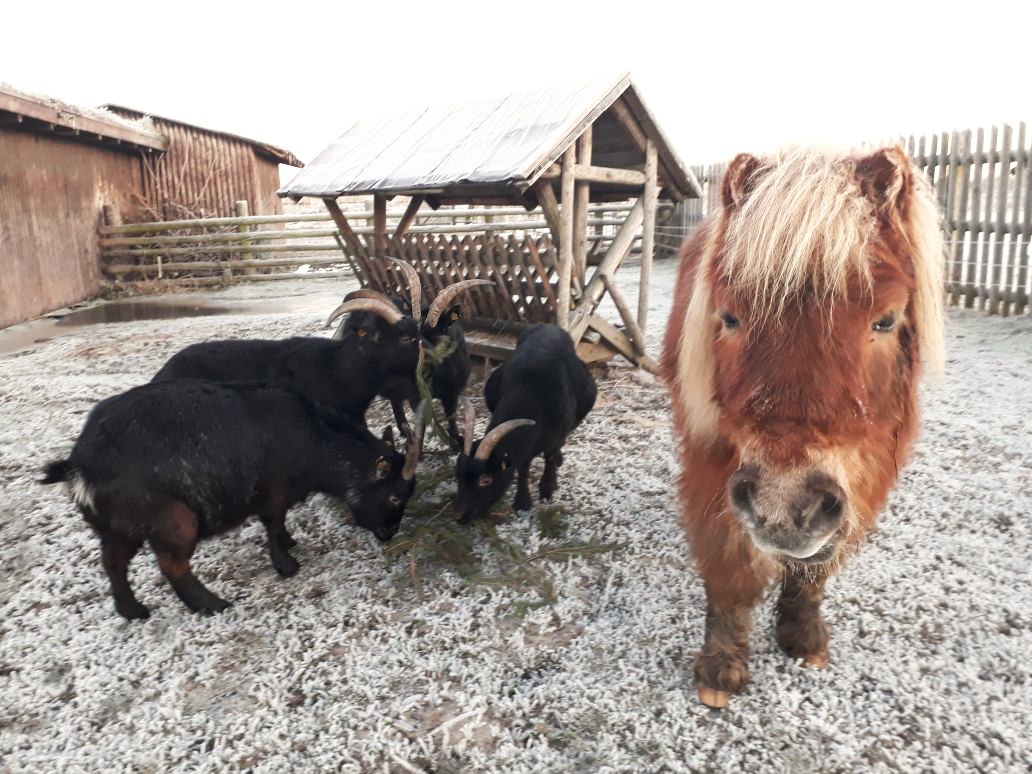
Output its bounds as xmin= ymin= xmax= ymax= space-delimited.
xmin=234 ymin=200 xmax=253 ymax=276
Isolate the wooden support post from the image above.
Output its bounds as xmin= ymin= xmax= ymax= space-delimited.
xmin=638 ymin=140 xmax=658 ymax=331
xmin=574 ymin=126 xmax=592 ymax=288
xmin=567 ymin=197 xmax=644 ymax=342
xmin=558 ymin=145 xmax=576 ymax=328
xmin=234 ymin=200 xmax=254 ymax=275
xmin=373 ymin=194 xmax=387 ymax=258
xmin=393 ymin=195 xmax=425 ymax=239
xmin=323 ymin=198 xmax=366 ymax=257
xmin=601 ymin=274 xmax=646 ymax=357
xmin=534 ymin=180 xmax=562 ymax=247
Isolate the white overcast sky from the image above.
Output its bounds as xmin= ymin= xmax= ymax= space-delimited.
xmin=3 ymin=0 xmax=1030 ymax=177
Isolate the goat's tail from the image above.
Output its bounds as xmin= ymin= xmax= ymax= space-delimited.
xmin=39 ymin=459 xmax=72 ymax=485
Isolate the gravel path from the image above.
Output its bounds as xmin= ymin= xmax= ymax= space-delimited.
xmin=1 ymin=262 xmax=1030 ymax=772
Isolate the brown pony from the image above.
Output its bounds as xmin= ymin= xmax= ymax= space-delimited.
xmin=661 ymin=146 xmax=944 ymax=708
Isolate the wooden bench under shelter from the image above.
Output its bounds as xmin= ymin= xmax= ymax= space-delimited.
xmin=278 ymin=73 xmax=700 ymax=370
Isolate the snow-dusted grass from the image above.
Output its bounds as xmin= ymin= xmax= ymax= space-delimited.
xmin=1 ymin=263 xmax=1030 ymax=772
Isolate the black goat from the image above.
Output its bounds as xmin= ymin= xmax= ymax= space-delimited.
xmin=153 ymin=297 xmax=419 ymax=420
xmin=40 ymin=380 xmax=425 ymax=620
xmin=327 ymin=260 xmax=493 ymax=447
xmin=455 ymin=324 xmax=597 ymax=522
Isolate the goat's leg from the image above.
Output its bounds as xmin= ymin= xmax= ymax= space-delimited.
xmin=776 ymin=566 xmax=830 ymax=668
xmin=260 ymin=511 xmax=300 ymax=577
xmin=441 ymin=394 xmax=463 ymax=452
xmin=539 ymin=449 xmax=564 ymax=500
xmin=150 ymin=503 xmax=230 ymax=615
xmin=391 ymin=397 xmax=413 ymax=440
xmin=99 ymin=531 xmax=148 ymax=620
xmin=513 ymin=460 xmax=533 ymax=512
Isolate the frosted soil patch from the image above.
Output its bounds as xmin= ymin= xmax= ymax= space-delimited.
xmin=1 ymin=263 xmax=1030 ymax=772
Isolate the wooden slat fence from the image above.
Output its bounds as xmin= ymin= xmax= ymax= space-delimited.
xmin=669 ymin=124 xmax=1032 ymax=315
xmin=98 ymin=201 xmax=669 ymax=287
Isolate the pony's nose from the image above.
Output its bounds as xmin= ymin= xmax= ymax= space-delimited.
xmin=727 ymin=467 xmax=847 ymax=536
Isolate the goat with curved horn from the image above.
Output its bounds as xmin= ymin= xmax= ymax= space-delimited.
xmin=344 ymin=288 xmax=400 ymax=308
xmin=388 ymin=258 xmax=422 ymax=319
xmin=401 ymin=400 xmax=428 ymax=481
xmin=473 ymin=419 xmax=536 ymax=461
xmin=325 ymin=298 xmax=403 ymax=330
xmin=425 ymin=280 xmax=497 ymax=328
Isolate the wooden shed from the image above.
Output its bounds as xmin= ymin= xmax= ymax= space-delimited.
xmin=279 ymin=73 xmax=699 ymax=369
xmin=104 ymin=105 xmax=302 ymax=219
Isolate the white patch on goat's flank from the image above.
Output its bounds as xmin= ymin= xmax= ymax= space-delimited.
xmin=69 ymin=471 xmax=95 ymax=512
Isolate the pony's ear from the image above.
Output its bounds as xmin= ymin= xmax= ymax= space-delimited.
xmin=855 ymin=146 xmax=911 ymax=212
xmin=722 ymin=153 xmax=764 ymax=209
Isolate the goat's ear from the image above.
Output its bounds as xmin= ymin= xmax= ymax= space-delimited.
xmin=722 ymin=153 xmax=764 ymax=209
xmin=855 ymin=146 xmax=911 ymax=213
xmin=381 ymin=426 xmax=395 ymax=449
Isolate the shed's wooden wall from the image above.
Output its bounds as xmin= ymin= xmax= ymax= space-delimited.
xmin=139 ymin=119 xmax=284 ymax=218
xmin=0 ymin=130 xmax=143 ymax=328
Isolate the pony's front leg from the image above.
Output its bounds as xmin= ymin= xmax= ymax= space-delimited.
xmin=776 ymin=565 xmax=829 ymax=668
xmin=695 ymin=571 xmax=766 ymax=708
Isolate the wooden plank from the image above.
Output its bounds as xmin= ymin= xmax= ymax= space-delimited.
xmin=568 ymin=197 xmax=645 ymax=341
xmin=989 ymin=125 xmax=1012 ymax=314
xmin=600 ymin=274 xmax=646 ymax=356
xmin=373 ymin=194 xmax=387 ymax=259
xmin=393 ymin=195 xmax=425 ymax=238
xmin=587 ymin=314 xmax=638 ymax=362
xmin=978 ymin=126 xmax=999 ymax=310
xmin=558 ymin=145 xmax=576 ymax=327
xmin=1017 ymin=123 xmax=1032 ymax=315
xmin=946 ymin=131 xmax=965 ymax=305
xmin=105 ymin=255 xmax=357 ymax=275
xmin=608 ymin=97 xmax=647 ymax=153
xmin=542 ymin=164 xmax=647 ymax=186
xmin=574 ymin=127 xmax=593 ymax=289
xmin=1003 ymin=122 xmax=1026 ymax=316
xmin=527 ymin=237 xmax=559 ymax=315
xmin=638 ymin=139 xmax=658 ymax=332
xmin=534 ymin=180 xmax=563 ymax=245
xmin=964 ymin=128 xmax=985 ymax=308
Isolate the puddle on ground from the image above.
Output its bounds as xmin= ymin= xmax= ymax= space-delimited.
xmin=0 ymin=294 xmax=333 ymax=359
xmin=55 ymin=300 xmax=231 ymax=326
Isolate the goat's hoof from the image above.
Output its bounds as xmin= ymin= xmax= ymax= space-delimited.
xmin=116 ymin=601 xmax=151 ymax=621
xmin=280 ymin=532 xmax=298 ymax=549
xmin=697 ymin=685 xmax=731 ymax=709
xmin=513 ymin=496 xmax=533 ymax=512
xmin=274 ymin=555 xmax=300 ymax=577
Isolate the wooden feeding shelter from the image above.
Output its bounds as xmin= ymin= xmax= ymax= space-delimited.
xmin=278 ymin=73 xmax=700 ymax=369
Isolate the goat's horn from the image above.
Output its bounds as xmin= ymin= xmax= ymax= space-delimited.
xmin=388 ymin=258 xmax=421 ymax=320
xmin=474 ymin=419 xmax=536 ymax=461
xmin=425 ymin=280 xmax=497 ymax=328
xmin=402 ymin=400 xmax=428 ymax=480
xmin=461 ymin=396 xmax=476 ymax=457
xmin=325 ymin=298 xmax=402 ymax=329
xmin=345 ymin=288 xmax=399 ymax=307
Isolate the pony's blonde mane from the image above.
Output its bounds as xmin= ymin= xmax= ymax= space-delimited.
xmin=676 ymin=146 xmax=945 ymax=443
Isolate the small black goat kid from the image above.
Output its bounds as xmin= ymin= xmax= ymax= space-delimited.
xmin=153 ymin=295 xmax=419 ymax=420
xmin=456 ymin=324 xmax=597 ymax=522
xmin=40 ymin=380 xmax=425 ymax=620
xmin=327 ymin=259 xmax=494 ymax=447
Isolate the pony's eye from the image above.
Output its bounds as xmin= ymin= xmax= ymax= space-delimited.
xmin=872 ymin=313 xmax=897 ymax=333
xmin=718 ymin=310 xmax=740 ymax=330
xmin=388 ymin=495 xmax=402 ymax=506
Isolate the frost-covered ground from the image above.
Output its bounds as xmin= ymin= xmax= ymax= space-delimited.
xmin=1 ymin=262 xmax=1030 ymax=772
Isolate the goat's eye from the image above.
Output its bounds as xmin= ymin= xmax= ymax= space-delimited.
xmin=400 ymin=335 xmax=414 ymax=344
xmin=478 ymin=474 xmax=493 ymax=487
xmin=388 ymin=495 xmax=402 ymax=506
xmin=450 ymin=312 xmax=459 ymax=321
xmin=872 ymin=313 xmax=897 ymax=333
xmin=356 ymin=329 xmax=368 ymax=337
xmin=718 ymin=310 xmax=740 ymax=330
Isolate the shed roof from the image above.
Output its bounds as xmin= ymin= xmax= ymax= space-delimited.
xmin=278 ymin=74 xmax=699 ymax=202
xmin=0 ymin=85 xmax=167 ymax=152
xmin=103 ymin=104 xmax=303 ymax=167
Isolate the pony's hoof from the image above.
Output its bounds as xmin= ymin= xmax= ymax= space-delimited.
xmin=697 ymin=685 xmax=731 ymax=709
xmin=802 ymin=651 xmax=829 ymax=669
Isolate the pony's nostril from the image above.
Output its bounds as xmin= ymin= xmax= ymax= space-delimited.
xmin=819 ymin=493 xmax=842 ymax=518
xmin=730 ymin=478 xmax=757 ymax=514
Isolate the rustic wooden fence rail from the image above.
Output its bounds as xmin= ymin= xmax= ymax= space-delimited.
xmin=668 ymin=123 xmax=1032 ymax=316
xmin=99 ymin=202 xmax=670 ymax=286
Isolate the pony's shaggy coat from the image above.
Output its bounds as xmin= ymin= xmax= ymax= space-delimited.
xmin=662 ymin=145 xmax=945 ymax=707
